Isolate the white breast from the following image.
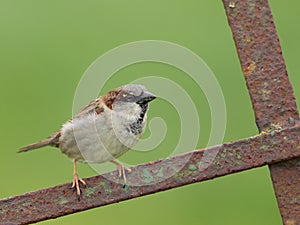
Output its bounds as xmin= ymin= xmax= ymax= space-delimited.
xmin=59 ymin=106 xmax=145 ymax=163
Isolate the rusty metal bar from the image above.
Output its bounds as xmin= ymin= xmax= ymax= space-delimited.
xmin=0 ymin=125 xmax=299 ymax=224
xmin=1 ymin=1 xmax=299 ymax=224
xmin=222 ymin=0 xmax=300 ymax=224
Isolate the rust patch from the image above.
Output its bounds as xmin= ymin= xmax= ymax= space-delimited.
xmin=243 ymin=61 xmax=256 ymax=76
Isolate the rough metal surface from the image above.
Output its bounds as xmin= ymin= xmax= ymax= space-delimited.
xmin=270 ymin=158 xmax=300 ymax=225
xmin=222 ymin=0 xmax=300 ymax=224
xmin=222 ymin=0 xmax=299 ymax=131
xmin=0 ymin=125 xmax=299 ymax=224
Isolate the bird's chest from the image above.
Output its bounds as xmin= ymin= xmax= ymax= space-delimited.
xmin=120 ymin=103 xmax=148 ymax=136
xmin=59 ymin=110 xmax=144 ymax=163
xmin=109 ymin=110 xmax=145 ymax=145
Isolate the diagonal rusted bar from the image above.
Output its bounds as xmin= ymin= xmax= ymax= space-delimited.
xmin=0 ymin=125 xmax=299 ymax=224
xmin=222 ymin=0 xmax=300 ymax=224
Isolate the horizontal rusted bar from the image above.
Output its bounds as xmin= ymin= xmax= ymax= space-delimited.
xmin=1 ymin=125 xmax=299 ymax=224
xmin=222 ymin=0 xmax=300 ymax=224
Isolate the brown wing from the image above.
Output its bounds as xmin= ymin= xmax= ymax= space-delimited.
xmin=75 ymin=87 xmax=121 ymax=118
xmin=19 ymin=90 xmax=118 ymax=153
xmin=73 ymin=97 xmax=105 ymax=119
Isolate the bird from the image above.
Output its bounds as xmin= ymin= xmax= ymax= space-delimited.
xmin=19 ymin=84 xmax=156 ymax=196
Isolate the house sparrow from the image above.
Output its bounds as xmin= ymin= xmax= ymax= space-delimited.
xmin=19 ymin=84 xmax=156 ymax=195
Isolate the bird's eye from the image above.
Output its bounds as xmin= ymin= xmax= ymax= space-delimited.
xmin=121 ymin=92 xmax=137 ymax=102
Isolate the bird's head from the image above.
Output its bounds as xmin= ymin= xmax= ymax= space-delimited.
xmin=102 ymin=84 xmax=156 ymax=118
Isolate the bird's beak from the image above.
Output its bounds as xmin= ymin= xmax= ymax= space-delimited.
xmin=136 ymin=91 xmax=156 ymax=104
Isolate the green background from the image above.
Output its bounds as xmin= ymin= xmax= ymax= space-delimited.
xmin=0 ymin=1 xmax=299 ymax=225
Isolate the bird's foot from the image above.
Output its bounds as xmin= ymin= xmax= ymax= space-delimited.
xmin=111 ymin=160 xmax=131 ymax=185
xmin=71 ymin=159 xmax=86 ymax=196
xmin=72 ymin=172 xmax=86 ymax=196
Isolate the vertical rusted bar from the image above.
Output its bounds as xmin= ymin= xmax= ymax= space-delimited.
xmin=270 ymin=158 xmax=300 ymax=225
xmin=222 ymin=0 xmax=300 ymax=224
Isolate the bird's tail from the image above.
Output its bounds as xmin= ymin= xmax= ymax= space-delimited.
xmin=18 ymin=131 xmax=61 ymax=153
xmin=18 ymin=138 xmax=53 ymax=152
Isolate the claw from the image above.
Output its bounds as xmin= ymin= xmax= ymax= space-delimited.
xmin=111 ymin=160 xmax=131 ymax=184
xmin=72 ymin=159 xmax=86 ymax=196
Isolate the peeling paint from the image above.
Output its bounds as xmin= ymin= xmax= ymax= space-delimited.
xmin=188 ymin=165 xmax=197 ymax=171
xmin=143 ymin=169 xmax=154 ymax=183
xmin=60 ymin=199 xmax=68 ymax=205
xmin=123 ymin=184 xmax=130 ymax=192
xmin=229 ymin=2 xmax=235 ymax=8
xmin=156 ymin=168 xmax=164 ymax=178
xmin=85 ymin=187 xmax=96 ymax=198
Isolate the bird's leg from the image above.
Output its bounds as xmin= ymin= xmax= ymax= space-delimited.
xmin=111 ymin=160 xmax=131 ymax=184
xmin=71 ymin=159 xmax=86 ymax=195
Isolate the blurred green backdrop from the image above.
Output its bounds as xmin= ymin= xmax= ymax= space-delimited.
xmin=0 ymin=1 xmax=299 ymax=225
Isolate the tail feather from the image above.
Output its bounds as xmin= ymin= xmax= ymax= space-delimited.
xmin=18 ymin=138 xmax=53 ymax=152
xmin=18 ymin=131 xmax=61 ymax=153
